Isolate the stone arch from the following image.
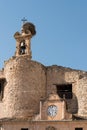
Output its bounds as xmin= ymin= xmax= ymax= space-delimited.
xmin=46 ymin=126 xmax=56 ymax=130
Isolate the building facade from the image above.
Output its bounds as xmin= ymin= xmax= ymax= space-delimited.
xmin=0 ymin=22 xmax=87 ymax=130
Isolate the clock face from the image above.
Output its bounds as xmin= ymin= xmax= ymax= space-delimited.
xmin=47 ymin=105 xmax=57 ymax=117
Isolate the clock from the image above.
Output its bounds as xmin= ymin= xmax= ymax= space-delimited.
xmin=47 ymin=105 xmax=57 ymax=117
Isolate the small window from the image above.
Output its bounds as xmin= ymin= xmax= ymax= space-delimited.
xmin=20 ymin=40 xmax=26 ymax=55
xmin=56 ymin=84 xmax=72 ymax=99
xmin=0 ymin=79 xmax=6 ymax=101
xmin=21 ymin=128 xmax=28 ymax=130
xmin=75 ymin=128 xmax=83 ymax=130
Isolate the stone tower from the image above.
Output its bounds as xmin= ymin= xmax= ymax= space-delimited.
xmin=14 ymin=22 xmax=36 ymax=58
xmin=2 ymin=22 xmax=46 ymax=119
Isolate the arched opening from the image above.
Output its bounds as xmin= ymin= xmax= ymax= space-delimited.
xmin=20 ymin=40 xmax=26 ymax=55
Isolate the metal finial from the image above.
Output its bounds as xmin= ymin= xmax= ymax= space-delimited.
xmin=21 ymin=17 xmax=27 ymax=25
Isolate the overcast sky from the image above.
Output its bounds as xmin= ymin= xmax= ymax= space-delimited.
xmin=0 ymin=0 xmax=87 ymax=71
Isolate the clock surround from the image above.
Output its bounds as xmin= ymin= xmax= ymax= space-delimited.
xmin=47 ymin=105 xmax=58 ymax=117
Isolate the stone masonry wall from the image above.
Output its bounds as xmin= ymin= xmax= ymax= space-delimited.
xmin=46 ymin=65 xmax=87 ymax=117
xmin=3 ymin=56 xmax=46 ymax=118
xmin=0 ymin=70 xmax=4 ymax=79
xmin=77 ymin=77 xmax=87 ymax=117
xmin=1 ymin=120 xmax=87 ymax=130
xmin=0 ymin=59 xmax=87 ymax=119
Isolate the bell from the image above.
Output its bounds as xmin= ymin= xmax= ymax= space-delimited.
xmin=20 ymin=42 xmax=25 ymax=47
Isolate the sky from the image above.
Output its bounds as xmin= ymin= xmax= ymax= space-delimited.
xmin=0 ymin=0 xmax=87 ymax=71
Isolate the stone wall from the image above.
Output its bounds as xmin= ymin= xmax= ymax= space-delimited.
xmin=46 ymin=65 xmax=87 ymax=117
xmin=0 ymin=120 xmax=87 ymax=130
xmin=77 ymin=77 xmax=87 ymax=116
xmin=0 ymin=70 xmax=4 ymax=79
xmin=0 ymin=58 xmax=87 ymax=119
xmin=3 ymin=56 xmax=46 ymax=118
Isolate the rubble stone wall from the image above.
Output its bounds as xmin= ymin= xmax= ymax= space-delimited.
xmin=1 ymin=121 xmax=87 ymax=130
xmin=3 ymin=56 xmax=46 ymax=118
xmin=77 ymin=77 xmax=87 ymax=116
xmin=46 ymin=65 xmax=87 ymax=117
xmin=0 ymin=60 xmax=87 ymax=119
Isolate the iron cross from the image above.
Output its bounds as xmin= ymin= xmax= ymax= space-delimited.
xmin=21 ymin=17 xmax=27 ymax=24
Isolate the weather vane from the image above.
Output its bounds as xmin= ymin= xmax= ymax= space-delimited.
xmin=21 ymin=17 xmax=27 ymax=25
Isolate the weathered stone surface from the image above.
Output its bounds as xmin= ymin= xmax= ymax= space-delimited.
xmin=0 ymin=59 xmax=87 ymax=120
xmin=2 ymin=56 xmax=46 ymax=118
xmin=0 ymin=70 xmax=5 ymax=79
xmin=0 ymin=120 xmax=87 ymax=130
xmin=46 ymin=65 xmax=87 ymax=116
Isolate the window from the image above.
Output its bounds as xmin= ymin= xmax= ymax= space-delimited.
xmin=20 ymin=40 xmax=26 ymax=55
xmin=21 ymin=128 xmax=28 ymax=130
xmin=56 ymin=84 xmax=72 ymax=99
xmin=0 ymin=79 xmax=6 ymax=101
xmin=75 ymin=128 xmax=83 ymax=130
